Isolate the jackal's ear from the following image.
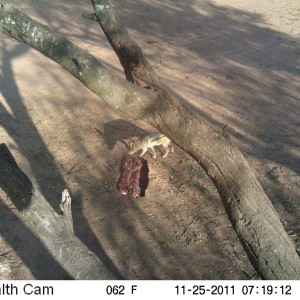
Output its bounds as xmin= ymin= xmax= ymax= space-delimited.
xmin=124 ymin=139 xmax=134 ymax=150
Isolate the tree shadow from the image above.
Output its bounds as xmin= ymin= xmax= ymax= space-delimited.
xmin=0 ymin=196 xmax=71 ymax=279
xmin=0 ymin=40 xmax=119 ymax=278
xmin=102 ymin=119 xmax=151 ymax=150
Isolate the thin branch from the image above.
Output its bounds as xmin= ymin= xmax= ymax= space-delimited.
xmin=60 ymin=189 xmax=74 ymax=233
xmin=82 ymin=13 xmax=97 ymax=20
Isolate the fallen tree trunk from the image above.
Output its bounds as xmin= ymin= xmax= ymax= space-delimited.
xmin=0 ymin=3 xmax=299 ymax=279
xmin=0 ymin=143 xmax=116 ymax=280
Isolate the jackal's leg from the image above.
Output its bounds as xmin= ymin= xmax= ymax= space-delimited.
xmin=162 ymin=148 xmax=169 ymax=158
xmin=162 ymin=141 xmax=172 ymax=157
xmin=140 ymin=148 xmax=147 ymax=157
xmin=150 ymin=146 xmax=156 ymax=158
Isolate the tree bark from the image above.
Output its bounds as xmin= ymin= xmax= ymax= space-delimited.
xmin=91 ymin=0 xmax=159 ymax=88
xmin=0 ymin=143 xmax=116 ymax=280
xmin=0 ymin=3 xmax=299 ymax=279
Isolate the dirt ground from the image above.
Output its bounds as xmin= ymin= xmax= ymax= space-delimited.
xmin=0 ymin=0 xmax=300 ymax=280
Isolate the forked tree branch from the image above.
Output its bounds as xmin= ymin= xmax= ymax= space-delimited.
xmin=0 ymin=144 xmax=116 ymax=279
xmin=91 ymin=0 xmax=159 ymax=88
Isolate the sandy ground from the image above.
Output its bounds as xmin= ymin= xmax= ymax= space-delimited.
xmin=0 ymin=0 xmax=299 ymax=279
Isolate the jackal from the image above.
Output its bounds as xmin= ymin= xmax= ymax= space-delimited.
xmin=128 ymin=132 xmax=173 ymax=158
